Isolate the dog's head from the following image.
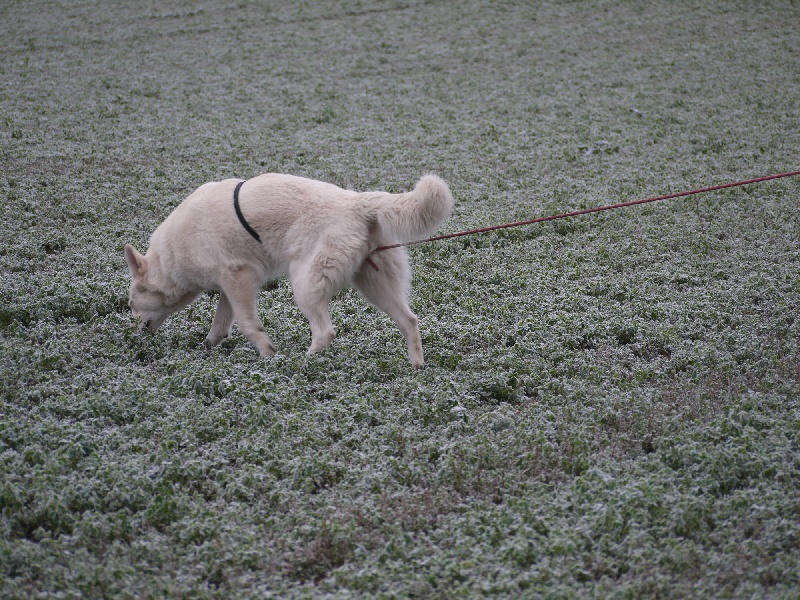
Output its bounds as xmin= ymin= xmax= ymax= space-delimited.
xmin=124 ymin=244 xmax=196 ymax=332
xmin=124 ymin=244 xmax=172 ymax=331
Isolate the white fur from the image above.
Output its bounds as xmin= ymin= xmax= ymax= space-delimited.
xmin=124 ymin=173 xmax=453 ymax=367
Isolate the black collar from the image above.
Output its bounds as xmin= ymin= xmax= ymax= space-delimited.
xmin=233 ymin=180 xmax=262 ymax=243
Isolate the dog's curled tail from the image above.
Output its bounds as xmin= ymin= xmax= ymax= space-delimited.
xmin=375 ymin=174 xmax=454 ymax=243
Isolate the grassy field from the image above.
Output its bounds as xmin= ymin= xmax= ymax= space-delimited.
xmin=2 ymin=0 xmax=800 ymax=597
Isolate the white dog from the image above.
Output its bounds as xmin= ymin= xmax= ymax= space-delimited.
xmin=124 ymin=174 xmax=453 ymax=367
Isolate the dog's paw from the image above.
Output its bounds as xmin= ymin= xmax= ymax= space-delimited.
xmin=203 ymin=334 xmax=227 ymax=350
xmin=306 ymin=330 xmax=336 ymax=355
xmin=409 ymin=349 xmax=425 ymax=369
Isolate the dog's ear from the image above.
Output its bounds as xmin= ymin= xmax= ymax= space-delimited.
xmin=124 ymin=244 xmax=145 ymax=276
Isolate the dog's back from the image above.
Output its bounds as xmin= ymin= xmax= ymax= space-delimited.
xmin=236 ymin=173 xmax=453 ymax=246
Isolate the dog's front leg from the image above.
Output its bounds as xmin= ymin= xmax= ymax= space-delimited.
xmin=222 ymin=267 xmax=276 ymax=358
xmin=204 ymin=291 xmax=234 ymax=349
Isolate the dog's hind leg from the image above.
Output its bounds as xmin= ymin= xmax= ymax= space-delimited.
xmin=221 ymin=267 xmax=276 ymax=358
xmin=353 ymin=250 xmax=424 ymax=368
xmin=290 ymin=277 xmax=337 ymax=356
xmin=204 ymin=291 xmax=234 ymax=349
xmin=289 ymin=253 xmax=346 ymax=356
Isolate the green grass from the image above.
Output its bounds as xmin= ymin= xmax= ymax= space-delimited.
xmin=2 ymin=0 xmax=800 ymax=597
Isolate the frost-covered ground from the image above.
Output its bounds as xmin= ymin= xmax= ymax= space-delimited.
xmin=2 ymin=0 xmax=799 ymax=597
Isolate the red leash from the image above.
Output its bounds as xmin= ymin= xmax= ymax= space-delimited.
xmin=371 ymin=170 xmax=800 ymax=259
